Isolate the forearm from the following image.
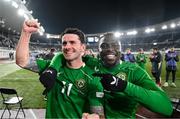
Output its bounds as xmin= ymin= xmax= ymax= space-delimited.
xmin=90 ymin=106 xmax=105 ymax=119
xmin=124 ymin=83 xmax=173 ymax=116
xmin=16 ymin=30 xmax=31 ymax=67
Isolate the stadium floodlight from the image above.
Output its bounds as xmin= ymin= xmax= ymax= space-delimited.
xmin=145 ymin=28 xmax=155 ymax=33
xmin=18 ymin=8 xmax=25 ymax=16
xmin=114 ymin=32 xmax=123 ymax=37
xmin=127 ymin=30 xmax=137 ymax=35
xmin=153 ymin=42 xmax=157 ymax=45
xmin=170 ymin=23 xmax=176 ymax=28
xmin=46 ymin=34 xmax=50 ymax=38
xmin=12 ymin=1 xmax=19 ymax=8
xmin=145 ymin=28 xmax=151 ymax=33
xmin=151 ymin=28 xmax=155 ymax=32
xmin=162 ymin=25 xmax=167 ymax=30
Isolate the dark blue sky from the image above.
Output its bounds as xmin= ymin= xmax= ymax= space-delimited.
xmin=28 ymin=0 xmax=180 ymax=34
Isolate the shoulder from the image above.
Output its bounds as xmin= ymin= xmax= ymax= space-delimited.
xmin=82 ymin=65 xmax=102 ymax=84
xmin=120 ymin=62 xmax=140 ymax=71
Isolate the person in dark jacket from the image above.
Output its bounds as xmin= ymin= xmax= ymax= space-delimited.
xmin=44 ymin=48 xmax=56 ymax=60
xmin=149 ymin=48 xmax=163 ymax=86
xmin=163 ymin=47 xmax=179 ymax=87
xmin=121 ymin=48 xmax=135 ymax=63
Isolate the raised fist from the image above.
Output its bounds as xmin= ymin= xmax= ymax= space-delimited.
xmin=23 ymin=19 xmax=40 ymax=33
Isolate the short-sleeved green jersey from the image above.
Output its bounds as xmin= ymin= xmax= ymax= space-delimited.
xmin=36 ymin=59 xmax=104 ymax=118
xmin=85 ymin=56 xmax=173 ymax=118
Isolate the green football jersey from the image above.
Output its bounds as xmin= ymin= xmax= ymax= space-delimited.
xmin=36 ymin=59 xmax=104 ymax=118
xmin=85 ymin=56 xmax=173 ymax=118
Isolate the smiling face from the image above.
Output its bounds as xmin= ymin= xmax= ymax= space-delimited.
xmin=99 ymin=33 xmax=121 ymax=67
xmin=62 ymin=34 xmax=85 ymax=61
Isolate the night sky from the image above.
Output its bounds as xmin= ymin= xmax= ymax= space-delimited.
xmin=27 ymin=0 xmax=180 ymax=34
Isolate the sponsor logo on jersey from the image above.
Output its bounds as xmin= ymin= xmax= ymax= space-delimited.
xmin=116 ymin=72 xmax=127 ymax=81
xmin=94 ymin=66 xmax=99 ymax=72
xmin=96 ymin=92 xmax=104 ymax=98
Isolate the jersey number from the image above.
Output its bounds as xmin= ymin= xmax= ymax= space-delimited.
xmin=61 ymin=81 xmax=73 ymax=96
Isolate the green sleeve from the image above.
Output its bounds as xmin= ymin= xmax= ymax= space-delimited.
xmin=124 ymin=68 xmax=173 ymax=116
xmin=88 ymin=77 xmax=104 ymax=107
xmin=83 ymin=55 xmax=99 ymax=69
xmin=49 ymin=52 xmax=66 ymax=71
xmin=36 ymin=58 xmax=50 ymax=73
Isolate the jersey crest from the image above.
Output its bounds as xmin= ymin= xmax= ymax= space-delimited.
xmin=75 ymin=79 xmax=86 ymax=90
xmin=116 ymin=72 xmax=127 ymax=81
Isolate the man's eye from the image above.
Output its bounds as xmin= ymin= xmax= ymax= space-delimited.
xmin=62 ymin=41 xmax=67 ymax=45
xmin=70 ymin=41 xmax=75 ymax=44
xmin=100 ymin=43 xmax=109 ymax=49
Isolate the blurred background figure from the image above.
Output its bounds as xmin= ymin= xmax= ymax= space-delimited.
xmin=163 ymin=47 xmax=179 ymax=87
xmin=44 ymin=48 xmax=56 ymax=60
xmin=136 ymin=48 xmax=147 ymax=70
xmin=121 ymin=48 xmax=135 ymax=63
xmin=149 ymin=48 xmax=163 ymax=86
xmin=9 ymin=51 xmax=14 ymax=60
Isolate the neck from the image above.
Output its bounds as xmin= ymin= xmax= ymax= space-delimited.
xmin=66 ymin=59 xmax=85 ymax=69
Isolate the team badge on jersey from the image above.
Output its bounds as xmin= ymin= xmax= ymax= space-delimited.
xmin=75 ymin=79 xmax=86 ymax=90
xmin=116 ymin=72 xmax=127 ymax=81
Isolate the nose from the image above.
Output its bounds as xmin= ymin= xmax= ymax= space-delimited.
xmin=63 ymin=42 xmax=71 ymax=49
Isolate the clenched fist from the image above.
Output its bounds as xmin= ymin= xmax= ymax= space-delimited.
xmin=23 ymin=19 xmax=40 ymax=33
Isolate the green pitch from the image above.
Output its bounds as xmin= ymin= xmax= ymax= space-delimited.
xmin=0 ymin=61 xmax=180 ymax=109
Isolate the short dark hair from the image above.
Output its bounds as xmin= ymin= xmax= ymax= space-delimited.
xmin=153 ymin=47 xmax=158 ymax=50
xmin=61 ymin=28 xmax=86 ymax=44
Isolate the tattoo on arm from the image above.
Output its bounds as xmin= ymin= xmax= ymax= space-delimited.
xmin=23 ymin=57 xmax=39 ymax=73
xmin=90 ymin=106 xmax=105 ymax=118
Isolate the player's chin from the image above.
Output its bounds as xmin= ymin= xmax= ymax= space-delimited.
xmin=105 ymin=58 xmax=117 ymax=65
xmin=64 ymin=55 xmax=74 ymax=61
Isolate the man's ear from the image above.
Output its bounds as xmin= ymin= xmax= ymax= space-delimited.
xmin=82 ymin=44 xmax=86 ymax=51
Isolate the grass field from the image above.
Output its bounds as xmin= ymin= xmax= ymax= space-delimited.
xmin=0 ymin=60 xmax=180 ymax=109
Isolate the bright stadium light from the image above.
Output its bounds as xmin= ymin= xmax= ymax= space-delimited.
xmin=145 ymin=28 xmax=155 ymax=33
xmin=18 ymin=8 xmax=25 ymax=16
xmin=127 ymin=30 xmax=137 ymax=35
xmin=151 ymin=28 xmax=155 ymax=32
xmin=46 ymin=34 xmax=50 ymax=38
xmin=170 ymin=23 xmax=176 ymax=28
xmin=145 ymin=28 xmax=151 ymax=33
xmin=162 ymin=25 xmax=167 ymax=30
xmin=153 ymin=42 xmax=157 ymax=45
xmin=12 ymin=1 xmax=19 ymax=8
xmin=114 ymin=32 xmax=123 ymax=37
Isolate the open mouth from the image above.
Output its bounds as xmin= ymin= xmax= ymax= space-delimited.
xmin=106 ymin=54 xmax=116 ymax=59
